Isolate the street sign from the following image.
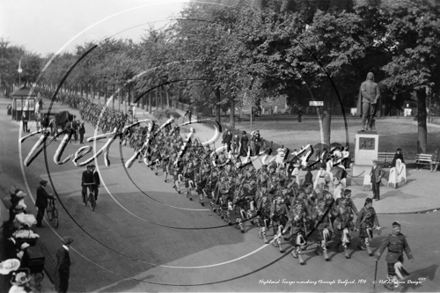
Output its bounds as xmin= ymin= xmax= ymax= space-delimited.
xmin=309 ymin=101 xmax=324 ymax=106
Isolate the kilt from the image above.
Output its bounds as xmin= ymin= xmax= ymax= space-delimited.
xmin=387 ymin=262 xmax=397 ymax=276
xmin=315 ymin=224 xmax=331 ymax=241
xmin=258 ymin=215 xmax=270 ymax=227
xmin=272 ymin=214 xmax=287 ymax=227
xmin=196 ymin=179 xmax=206 ymax=194
xmin=359 ymin=225 xmax=372 ymax=238
xmin=162 ymin=160 xmax=169 ymax=172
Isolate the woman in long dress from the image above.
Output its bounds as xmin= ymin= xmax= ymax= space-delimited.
xmin=239 ymin=131 xmax=249 ymax=157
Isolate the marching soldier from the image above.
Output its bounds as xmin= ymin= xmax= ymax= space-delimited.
xmin=270 ymin=194 xmax=288 ymax=253
xmin=356 ymin=198 xmax=380 ymax=256
xmin=332 ymin=197 xmax=356 ymax=259
xmin=313 ymin=199 xmax=334 ymax=260
xmin=256 ymin=188 xmax=271 ymax=244
xmin=376 ymin=222 xmax=414 ymax=291
xmin=283 ymin=200 xmax=308 ymax=264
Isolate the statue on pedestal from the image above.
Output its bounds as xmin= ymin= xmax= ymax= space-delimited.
xmin=357 ymin=72 xmax=380 ymax=131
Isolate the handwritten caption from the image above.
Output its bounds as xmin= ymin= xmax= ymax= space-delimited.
xmin=259 ymin=277 xmax=426 ymax=287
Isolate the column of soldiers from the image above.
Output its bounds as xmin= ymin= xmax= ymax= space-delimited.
xmin=38 ymin=87 xmax=415 ymax=291
xmin=137 ymin=131 xmax=413 ymax=291
xmin=124 ymin=126 xmax=380 ymax=264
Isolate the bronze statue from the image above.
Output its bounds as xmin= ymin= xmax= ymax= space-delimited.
xmin=357 ymin=72 xmax=380 ymax=131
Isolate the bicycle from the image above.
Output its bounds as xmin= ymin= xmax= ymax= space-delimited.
xmin=46 ymin=198 xmax=59 ymax=228
xmin=82 ymin=183 xmax=96 ymax=211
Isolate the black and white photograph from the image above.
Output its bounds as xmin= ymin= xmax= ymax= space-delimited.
xmin=0 ymin=0 xmax=440 ymax=292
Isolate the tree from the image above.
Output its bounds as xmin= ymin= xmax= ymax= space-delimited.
xmin=380 ymin=0 xmax=440 ymax=153
xmin=0 ymin=39 xmax=25 ymax=93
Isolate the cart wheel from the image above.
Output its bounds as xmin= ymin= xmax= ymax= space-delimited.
xmin=33 ymin=271 xmax=44 ymax=287
xmin=53 ymin=209 xmax=59 ymax=228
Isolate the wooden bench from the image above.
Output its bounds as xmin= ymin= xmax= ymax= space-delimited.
xmin=377 ymin=152 xmax=395 ymax=167
xmin=415 ymin=153 xmax=432 ymax=169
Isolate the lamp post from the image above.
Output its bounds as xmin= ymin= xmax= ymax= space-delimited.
xmin=18 ymin=60 xmax=23 ymax=87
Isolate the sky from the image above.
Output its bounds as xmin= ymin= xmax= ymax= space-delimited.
xmin=0 ymin=0 xmax=191 ymax=56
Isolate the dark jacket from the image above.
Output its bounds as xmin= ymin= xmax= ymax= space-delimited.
xmin=36 ymin=185 xmax=53 ymax=208
xmin=377 ymin=233 xmax=413 ymax=263
xmin=81 ymin=170 xmax=95 ymax=186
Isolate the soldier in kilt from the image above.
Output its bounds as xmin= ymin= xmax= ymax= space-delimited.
xmin=313 ymin=199 xmax=334 ymax=260
xmin=376 ymin=222 xmax=414 ymax=291
xmin=283 ymin=201 xmax=308 ymax=264
xmin=332 ymin=197 xmax=356 ymax=259
xmin=270 ymin=193 xmax=289 ymax=252
xmin=356 ymin=198 xmax=380 ymax=256
xmin=256 ymin=188 xmax=272 ymax=243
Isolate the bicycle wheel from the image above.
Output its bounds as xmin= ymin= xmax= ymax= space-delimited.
xmin=47 ymin=204 xmax=54 ymax=221
xmin=33 ymin=271 xmax=44 ymax=286
xmin=53 ymin=208 xmax=59 ymax=228
xmin=89 ymin=193 xmax=96 ymax=211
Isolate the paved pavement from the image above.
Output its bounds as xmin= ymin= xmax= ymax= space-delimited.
xmin=0 ymin=94 xmax=439 ymax=293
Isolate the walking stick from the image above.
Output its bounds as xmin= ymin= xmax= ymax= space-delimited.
xmin=373 ymin=259 xmax=378 ymax=290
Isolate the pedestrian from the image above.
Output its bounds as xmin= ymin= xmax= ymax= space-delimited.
xmin=376 ymin=222 xmax=414 ymax=291
xmin=302 ymin=168 xmax=313 ymax=187
xmin=341 ymin=146 xmax=351 ymax=169
xmin=430 ymin=148 xmax=439 ymax=172
xmin=239 ymin=131 xmax=249 ymax=157
xmin=356 ymin=198 xmax=380 ymax=256
xmin=78 ymin=121 xmax=85 ymax=144
xmin=357 ymin=72 xmax=380 ymax=131
xmin=222 ymin=129 xmax=233 ymax=152
xmin=55 ymin=237 xmax=74 ymax=293
xmin=370 ymin=160 xmax=385 ymax=201
xmin=391 ymin=148 xmax=405 ymax=167
xmin=231 ymin=132 xmax=239 ymax=154
xmin=21 ymin=112 xmax=29 ymax=133
xmin=35 ymin=180 xmax=54 ymax=228
xmin=71 ymin=116 xmax=79 ymax=143
xmin=298 ymin=108 xmax=303 ymax=122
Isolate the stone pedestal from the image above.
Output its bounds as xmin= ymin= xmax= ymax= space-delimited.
xmin=352 ymin=131 xmax=379 ymax=177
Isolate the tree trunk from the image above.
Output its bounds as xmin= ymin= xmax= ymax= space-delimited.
xmin=215 ymin=87 xmax=221 ymax=123
xmin=148 ymin=92 xmax=152 ymax=113
xmin=416 ymin=88 xmax=428 ymax=153
xmin=229 ymin=98 xmax=235 ymax=129
xmin=322 ymin=103 xmax=331 ymax=146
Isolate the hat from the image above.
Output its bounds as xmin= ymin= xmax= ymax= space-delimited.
xmin=364 ymin=198 xmax=373 ymax=205
xmin=392 ymin=221 xmax=401 ymax=227
xmin=62 ymin=237 xmax=74 ymax=245
xmin=344 ymin=189 xmax=352 ymax=196
xmin=16 ymin=191 xmax=26 ymax=198
xmin=12 ymin=271 xmax=31 ymax=285
xmin=40 ymin=180 xmax=48 ymax=185
xmin=0 ymin=259 xmax=21 ymax=274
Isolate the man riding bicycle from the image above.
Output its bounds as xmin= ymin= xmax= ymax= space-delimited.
xmin=81 ymin=164 xmax=100 ymax=204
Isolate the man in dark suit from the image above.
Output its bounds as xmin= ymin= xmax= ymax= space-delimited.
xmin=78 ymin=121 xmax=85 ymax=144
xmin=35 ymin=180 xmax=54 ymax=228
xmin=55 ymin=237 xmax=73 ymax=293
xmin=370 ymin=160 xmax=385 ymax=200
